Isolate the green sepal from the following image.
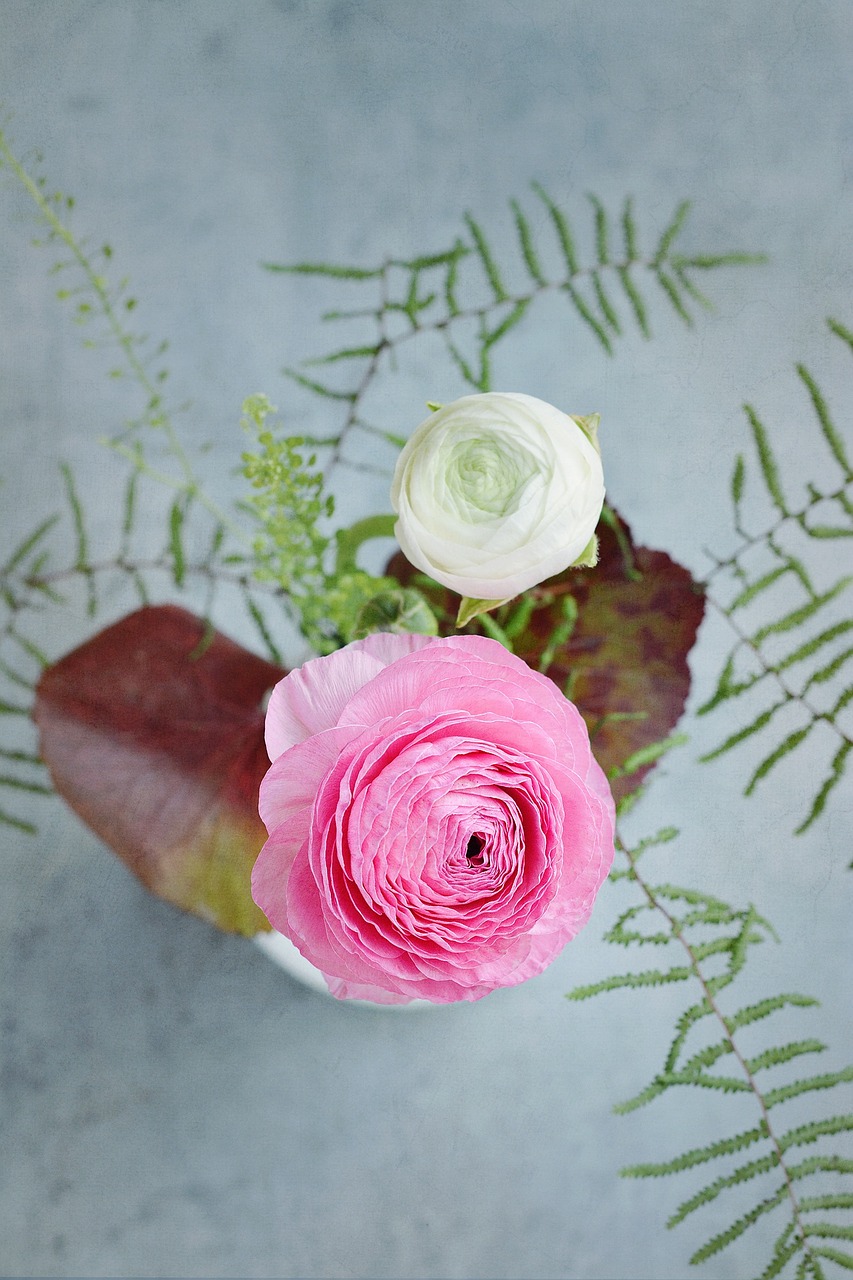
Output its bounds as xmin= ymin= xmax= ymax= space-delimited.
xmin=571 ymin=412 xmax=602 ymax=453
xmin=456 ymin=595 xmax=512 ymax=628
xmin=571 ymin=532 xmax=600 ymax=568
xmin=353 ymin=587 xmax=439 ymax=639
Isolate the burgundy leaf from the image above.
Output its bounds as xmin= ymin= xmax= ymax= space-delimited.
xmin=33 ymin=605 xmax=284 ymax=935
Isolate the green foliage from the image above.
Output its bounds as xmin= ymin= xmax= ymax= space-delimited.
xmin=240 ymin=393 xmax=332 ymax=594
xmin=701 ymin=319 xmax=853 ymax=836
xmin=571 ymin=828 xmax=853 ymax=1276
xmin=265 ymin=185 xmax=764 ymax=477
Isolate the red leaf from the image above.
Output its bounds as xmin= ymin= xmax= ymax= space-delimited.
xmin=388 ymin=509 xmax=705 ymax=800
xmin=33 ymin=605 xmax=284 ymax=935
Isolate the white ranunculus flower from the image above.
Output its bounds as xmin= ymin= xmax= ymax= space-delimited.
xmin=391 ymin=392 xmax=605 ymax=605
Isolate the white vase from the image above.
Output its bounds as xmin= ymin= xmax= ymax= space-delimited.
xmin=253 ymin=931 xmax=432 ymax=1009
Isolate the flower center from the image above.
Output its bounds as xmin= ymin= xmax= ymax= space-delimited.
xmin=465 ymin=833 xmax=486 ymax=866
xmin=446 ymin=435 xmax=539 ymax=520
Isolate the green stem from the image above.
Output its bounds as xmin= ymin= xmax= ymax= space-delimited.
xmin=0 ymin=130 xmax=252 ymax=551
xmin=334 ymin=513 xmax=397 ymax=575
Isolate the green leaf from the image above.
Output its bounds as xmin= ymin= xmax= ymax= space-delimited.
xmin=654 ymin=199 xmax=691 ymax=263
xmin=244 ymin=595 xmax=284 ymax=666
xmin=765 ymin=1066 xmax=853 ymax=1111
xmin=531 ymin=181 xmax=579 ymax=274
xmin=797 ymin=363 xmax=852 ymax=479
xmin=564 ymin=282 xmax=613 ymax=352
xmin=0 ymin=806 xmax=38 ymax=835
xmin=690 ymin=1184 xmax=789 ymax=1265
xmin=731 ymin=452 xmax=746 ymax=505
xmin=588 ymin=192 xmax=610 ymax=264
xmin=169 ymin=499 xmax=185 ymax=587
xmin=463 ymin=212 xmax=509 ymax=302
xmin=3 ymin=514 xmax=59 ymax=574
xmin=591 ymin=270 xmax=621 ymax=334
xmin=751 ymin=577 xmax=852 ymax=646
xmin=745 ymin=403 xmax=789 ymax=515
xmin=621 ymin=1122 xmax=768 ymax=1179
xmin=745 ymin=1039 xmax=826 ymax=1075
xmin=456 ymin=595 xmax=511 ymax=628
xmin=669 ymin=1151 xmax=780 ymax=1227
xmin=262 ymin=260 xmax=382 ymax=279
xmin=700 ymin=700 xmax=786 ymax=763
xmin=616 ymin=265 xmax=650 ymax=338
xmin=796 ymin=740 xmax=853 ymax=834
xmin=656 ymin=268 xmax=692 ymax=326
xmin=621 ymin=196 xmax=639 ymax=261
xmin=510 ymin=198 xmax=546 ymax=285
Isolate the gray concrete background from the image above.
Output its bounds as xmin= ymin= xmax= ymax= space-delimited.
xmin=1 ymin=3 xmax=852 ymax=1278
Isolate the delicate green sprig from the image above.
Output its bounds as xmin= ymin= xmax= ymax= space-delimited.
xmin=265 ymin=186 xmax=765 ymax=481
xmin=571 ymin=826 xmax=853 ymax=1276
xmin=701 ymin=318 xmax=853 ymax=837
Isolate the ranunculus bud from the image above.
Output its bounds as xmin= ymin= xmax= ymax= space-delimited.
xmin=390 ymin=393 xmax=605 ymax=612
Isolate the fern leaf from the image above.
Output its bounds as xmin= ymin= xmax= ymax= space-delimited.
xmin=811 ymin=1246 xmax=853 ymax=1271
xmin=799 ymin=1195 xmax=853 ymax=1214
xmin=567 ymin=963 xmax=693 ymax=1000
xmin=0 ymin=774 xmax=53 ymax=795
xmin=244 ymin=594 xmax=284 ymax=666
xmin=587 ymin=193 xmax=610 ymax=265
xmin=699 ymin=699 xmax=786 ymax=763
xmin=728 ymin=993 xmax=820 ymax=1034
xmin=3 ymin=514 xmax=59 ymax=574
xmin=690 ymin=1184 xmax=789 ymax=1264
xmin=745 ymin=725 xmax=813 ymax=796
xmin=745 ymin=1039 xmax=826 ymax=1075
xmin=621 ymin=197 xmax=639 ymax=260
xmin=729 ymin=564 xmax=791 ymax=611
xmin=797 ymin=363 xmax=853 ymax=480
xmin=262 ymin=260 xmax=382 ymax=279
xmin=563 ymin=282 xmax=613 ymax=353
xmin=751 ymin=577 xmax=852 ymax=646
xmin=656 ymin=268 xmax=693 ymax=326
xmin=616 ymin=265 xmax=651 ymax=338
xmin=484 ymin=299 xmax=531 ymax=347
xmin=668 ymin=1151 xmax=780 ymax=1227
xmin=758 ymin=1059 xmax=850 ymax=1111
xmin=531 ymin=181 xmax=579 ymax=274
xmin=304 ymin=344 xmax=383 ymax=366
xmin=654 ymin=199 xmax=691 ymax=263
xmin=744 ymin=403 xmax=789 ymax=514
xmin=463 ymin=212 xmax=509 ymax=302
xmin=509 ymin=199 xmax=546 ymax=285
xmin=621 ymin=1122 xmax=768 ymax=1179
xmin=282 ymin=367 xmax=357 ymax=402
xmin=778 ymin=619 xmax=853 ymax=674
xmin=796 ymin=740 xmax=853 ymax=834
xmin=0 ymin=806 xmax=38 ymax=835
xmin=806 ymin=1225 xmax=853 ymax=1243
xmin=759 ymin=1226 xmax=802 ymax=1280
xmin=591 ymin=270 xmax=621 ymax=334
xmin=779 ymin=1114 xmax=853 ymax=1154
xmin=168 ymin=499 xmax=186 ymax=587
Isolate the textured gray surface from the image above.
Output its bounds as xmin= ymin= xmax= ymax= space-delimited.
xmin=1 ymin=3 xmax=852 ymax=1278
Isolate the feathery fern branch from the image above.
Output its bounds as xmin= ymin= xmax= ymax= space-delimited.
xmin=571 ymin=825 xmax=853 ymax=1275
xmin=265 ymin=187 xmax=764 ymax=484
xmin=701 ymin=318 xmax=853 ymax=836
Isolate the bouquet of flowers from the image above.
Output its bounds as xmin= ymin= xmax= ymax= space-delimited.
xmin=2 ymin=125 xmax=851 ymax=1278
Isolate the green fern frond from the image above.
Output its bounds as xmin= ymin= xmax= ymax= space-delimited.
xmin=702 ymin=321 xmax=853 ymax=837
xmin=577 ymin=828 xmax=853 ymax=1276
xmin=260 ymin=185 xmax=762 ymax=477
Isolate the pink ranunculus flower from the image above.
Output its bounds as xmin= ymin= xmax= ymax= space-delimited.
xmin=251 ymin=633 xmax=615 ymax=1004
